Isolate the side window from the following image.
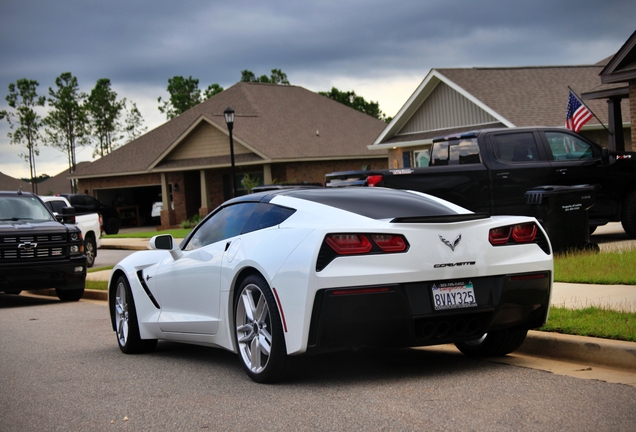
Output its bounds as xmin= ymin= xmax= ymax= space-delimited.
xmin=493 ymin=133 xmax=540 ymax=163
xmin=184 ymin=203 xmax=258 ymax=251
xmin=545 ymin=132 xmax=595 ymax=161
xmin=242 ymin=203 xmax=296 ymax=234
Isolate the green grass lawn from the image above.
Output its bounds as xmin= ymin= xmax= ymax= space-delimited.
xmin=554 ymin=248 xmax=636 ymax=285
xmin=540 ymin=306 xmax=636 ymax=342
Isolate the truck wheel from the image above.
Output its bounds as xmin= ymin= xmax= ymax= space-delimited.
xmin=621 ymin=191 xmax=636 ymax=239
xmin=455 ymin=329 xmax=527 ymax=357
xmin=114 ymin=275 xmax=157 ymax=354
xmin=84 ymin=235 xmax=97 ymax=268
xmin=104 ymin=217 xmax=120 ymax=235
xmin=56 ymin=288 xmax=84 ymax=302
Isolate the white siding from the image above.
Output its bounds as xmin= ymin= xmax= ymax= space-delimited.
xmin=399 ymin=82 xmax=497 ymax=134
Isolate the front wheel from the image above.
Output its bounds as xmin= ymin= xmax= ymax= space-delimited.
xmin=234 ymin=274 xmax=291 ymax=383
xmin=114 ymin=275 xmax=157 ymax=354
xmin=56 ymin=288 xmax=84 ymax=302
xmin=455 ymin=329 xmax=528 ymax=357
xmin=84 ymin=235 xmax=97 ymax=268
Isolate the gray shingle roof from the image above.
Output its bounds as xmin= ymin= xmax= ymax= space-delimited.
xmin=74 ymin=82 xmax=387 ymax=178
xmin=436 ymin=65 xmax=612 ymax=127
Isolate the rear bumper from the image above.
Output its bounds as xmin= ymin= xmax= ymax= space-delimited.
xmin=0 ymin=256 xmax=87 ymax=291
xmin=306 ymin=272 xmax=551 ymax=353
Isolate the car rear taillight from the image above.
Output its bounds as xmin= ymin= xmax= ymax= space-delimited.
xmin=366 ymin=175 xmax=383 ymax=187
xmin=318 ymin=233 xmax=409 ymax=271
xmin=370 ymin=234 xmax=407 ymax=252
xmin=325 ymin=234 xmax=372 ymax=254
xmin=489 ymin=223 xmax=538 ymax=246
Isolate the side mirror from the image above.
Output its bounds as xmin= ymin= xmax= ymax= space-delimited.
xmin=61 ymin=206 xmax=76 ymax=224
xmin=150 ymin=234 xmax=183 ymax=260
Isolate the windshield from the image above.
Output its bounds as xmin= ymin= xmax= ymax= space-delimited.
xmin=0 ymin=196 xmax=55 ymax=222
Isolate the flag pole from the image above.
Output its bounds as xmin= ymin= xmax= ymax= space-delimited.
xmin=568 ymin=86 xmax=612 ymax=136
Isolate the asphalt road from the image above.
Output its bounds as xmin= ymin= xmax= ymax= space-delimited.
xmin=94 ymin=248 xmax=134 ymax=268
xmin=1 ymin=295 xmax=635 ymax=431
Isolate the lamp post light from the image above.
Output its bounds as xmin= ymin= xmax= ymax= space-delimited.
xmin=224 ymin=107 xmax=237 ymax=198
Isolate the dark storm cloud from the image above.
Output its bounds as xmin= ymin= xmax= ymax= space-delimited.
xmin=1 ymin=0 xmax=633 ymax=90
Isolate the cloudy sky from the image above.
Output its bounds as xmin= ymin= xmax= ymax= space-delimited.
xmin=0 ymin=0 xmax=633 ymax=179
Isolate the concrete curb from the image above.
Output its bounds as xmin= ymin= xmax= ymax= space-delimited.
xmin=32 ymin=288 xmax=108 ymax=301
xmin=520 ymin=330 xmax=636 ymax=371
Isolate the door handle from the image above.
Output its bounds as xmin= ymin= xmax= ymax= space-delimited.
xmin=497 ymin=172 xmax=510 ymax=179
xmin=556 ymin=168 xmax=568 ymax=175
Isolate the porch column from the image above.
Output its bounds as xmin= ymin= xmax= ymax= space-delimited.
xmin=199 ymin=169 xmax=211 ymax=216
xmin=263 ymin=164 xmax=272 ymax=185
xmin=159 ymin=172 xmax=176 ymax=229
xmin=608 ymin=97 xmax=625 ymax=152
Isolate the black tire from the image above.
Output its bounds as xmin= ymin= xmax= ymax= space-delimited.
xmin=56 ymin=288 xmax=84 ymax=302
xmin=454 ymin=329 xmax=528 ymax=357
xmin=113 ymin=275 xmax=157 ymax=354
xmin=621 ymin=191 xmax=636 ymax=239
xmin=234 ymin=274 xmax=292 ymax=383
xmin=104 ymin=217 xmax=120 ymax=235
xmin=84 ymin=235 xmax=97 ymax=268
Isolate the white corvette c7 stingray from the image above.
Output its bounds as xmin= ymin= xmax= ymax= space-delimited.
xmin=108 ymin=187 xmax=553 ymax=383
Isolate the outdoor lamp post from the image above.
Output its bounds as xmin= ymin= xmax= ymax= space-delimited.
xmin=224 ymin=107 xmax=237 ymax=197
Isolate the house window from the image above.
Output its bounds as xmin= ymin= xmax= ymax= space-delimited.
xmin=414 ymin=149 xmax=430 ymax=167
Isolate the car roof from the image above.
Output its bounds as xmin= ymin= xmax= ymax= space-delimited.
xmin=227 ymin=187 xmax=461 ymax=220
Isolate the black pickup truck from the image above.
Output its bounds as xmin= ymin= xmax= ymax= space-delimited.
xmin=0 ymin=190 xmax=87 ymax=301
xmin=326 ymin=127 xmax=636 ymax=237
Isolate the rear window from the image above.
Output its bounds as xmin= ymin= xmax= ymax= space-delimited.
xmin=430 ymin=138 xmax=480 ymax=166
xmin=285 ymin=188 xmax=459 ymax=220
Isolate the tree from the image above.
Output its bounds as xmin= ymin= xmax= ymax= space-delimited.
xmin=158 ymin=76 xmax=223 ymax=120
xmin=240 ymin=68 xmax=290 ymax=85
xmin=43 ymin=72 xmax=89 ymax=193
xmin=86 ymin=78 xmax=125 ymax=157
xmin=122 ymin=101 xmax=147 ymax=143
xmin=319 ymin=87 xmax=392 ymax=122
xmin=204 ymin=83 xmax=224 ymax=99
xmin=0 ymin=79 xmax=46 ymax=193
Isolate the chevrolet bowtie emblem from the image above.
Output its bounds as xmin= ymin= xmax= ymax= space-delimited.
xmin=439 ymin=234 xmax=461 ymax=251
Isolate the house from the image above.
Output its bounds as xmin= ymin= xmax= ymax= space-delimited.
xmin=72 ymin=82 xmax=388 ymax=229
xmin=582 ymin=29 xmax=636 ymax=151
xmin=371 ymin=60 xmax=632 ymax=169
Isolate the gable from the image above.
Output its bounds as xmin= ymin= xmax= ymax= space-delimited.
xmin=398 ymin=81 xmax=498 ymax=135
xmin=166 ymin=121 xmax=254 ymax=162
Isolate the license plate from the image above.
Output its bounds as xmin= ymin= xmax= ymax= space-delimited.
xmin=431 ymin=280 xmax=477 ymax=311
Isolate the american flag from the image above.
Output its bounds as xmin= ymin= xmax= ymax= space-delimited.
xmin=565 ymin=90 xmax=593 ymax=132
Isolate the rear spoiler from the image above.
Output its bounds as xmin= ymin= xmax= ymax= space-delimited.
xmin=391 ymin=213 xmax=490 ymax=223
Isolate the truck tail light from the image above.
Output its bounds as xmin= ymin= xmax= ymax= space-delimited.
xmin=489 ymin=223 xmax=538 ymax=246
xmin=318 ymin=233 xmax=409 ymax=271
xmin=367 ymin=175 xmax=383 ymax=187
